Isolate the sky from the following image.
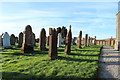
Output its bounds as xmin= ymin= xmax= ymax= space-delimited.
xmin=0 ymin=2 xmax=118 ymax=39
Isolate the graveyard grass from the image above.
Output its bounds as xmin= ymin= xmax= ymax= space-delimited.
xmin=1 ymin=44 xmax=102 ymax=79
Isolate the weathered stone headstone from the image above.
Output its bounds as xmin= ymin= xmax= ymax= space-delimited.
xmin=78 ymin=31 xmax=82 ymax=48
xmin=21 ymin=25 xmax=34 ymax=53
xmin=88 ymin=36 xmax=91 ymax=46
xmin=57 ymin=33 xmax=62 ymax=47
xmin=10 ymin=34 xmax=16 ymax=45
xmin=90 ymin=37 xmax=93 ymax=45
xmin=3 ymin=32 xmax=11 ymax=49
xmin=32 ymin=32 xmax=36 ymax=46
xmin=39 ymin=28 xmax=46 ymax=51
xmin=72 ymin=37 xmax=77 ymax=45
xmin=82 ymin=38 xmax=85 ymax=45
xmin=0 ymin=33 xmax=3 ymax=47
xmin=84 ymin=34 xmax=88 ymax=47
xmin=46 ymin=36 xmax=49 ymax=46
xmin=48 ymin=28 xmax=57 ymax=60
xmin=18 ymin=32 xmax=23 ymax=48
xmin=56 ymin=27 xmax=61 ymax=35
xmin=15 ymin=37 xmax=18 ymax=43
xmin=94 ymin=36 xmax=96 ymax=45
xmin=64 ymin=25 xmax=72 ymax=55
xmin=35 ymin=38 xmax=39 ymax=43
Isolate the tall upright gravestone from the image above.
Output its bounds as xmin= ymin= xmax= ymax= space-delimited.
xmin=48 ymin=28 xmax=57 ymax=60
xmin=64 ymin=25 xmax=72 ymax=55
xmin=46 ymin=36 xmax=49 ymax=46
xmin=0 ymin=33 xmax=3 ymax=47
xmin=39 ymin=28 xmax=46 ymax=51
xmin=32 ymin=32 xmax=36 ymax=46
xmin=21 ymin=25 xmax=34 ymax=53
xmin=10 ymin=34 xmax=16 ymax=45
xmin=90 ymin=37 xmax=93 ymax=45
xmin=18 ymin=32 xmax=23 ymax=48
xmin=57 ymin=33 xmax=62 ymax=47
xmin=3 ymin=32 xmax=11 ymax=49
xmin=88 ymin=36 xmax=91 ymax=46
xmin=84 ymin=34 xmax=88 ymax=47
xmin=94 ymin=36 xmax=96 ymax=45
xmin=78 ymin=30 xmax=82 ymax=48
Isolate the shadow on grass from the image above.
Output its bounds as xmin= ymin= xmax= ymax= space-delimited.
xmin=57 ymin=56 xmax=98 ymax=62
xmin=1 ymin=50 xmax=48 ymax=56
xmin=2 ymin=72 xmax=98 ymax=80
xmin=76 ymin=49 xmax=100 ymax=52
xmin=70 ymin=53 xmax=99 ymax=57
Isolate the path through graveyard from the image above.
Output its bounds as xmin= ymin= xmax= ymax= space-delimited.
xmin=99 ymin=46 xmax=120 ymax=79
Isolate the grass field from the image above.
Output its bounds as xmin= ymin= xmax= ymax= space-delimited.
xmin=1 ymin=44 xmax=102 ymax=79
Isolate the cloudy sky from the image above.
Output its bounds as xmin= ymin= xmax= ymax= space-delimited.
xmin=0 ymin=1 xmax=118 ymax=39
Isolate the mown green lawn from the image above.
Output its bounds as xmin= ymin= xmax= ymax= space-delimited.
xmin=1 ymin=44 xmax=102 ymax=79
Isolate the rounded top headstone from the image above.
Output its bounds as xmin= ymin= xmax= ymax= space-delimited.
xmin=25 ymin=25 xmax=32 ymax=32
xmin=11 ymin=34 xmax=15 ymax=37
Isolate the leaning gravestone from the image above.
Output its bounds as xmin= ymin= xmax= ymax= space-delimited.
xmin=3 ymin=32 xmax=11 ymax=49
xmin=64 ymin=25 xmax=72 ymax=55
xmin=10 ymin=34 xmax=16 ymax=45
xmin=18 ymin=32 xmax=23 ymax=48
xmin=39 ymin=28 xmax=46 ymax=51
xmin=57 ymin=33 xmax=62 ymax=47
xmin=48 ymin=28 xmax=57 ymax=60
xmin=78 ymin=31 xmax=82 ymax=48
xmin=21 ymin=25 xmax=34 ymax=53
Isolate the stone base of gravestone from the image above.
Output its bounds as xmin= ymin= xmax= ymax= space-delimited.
xmin=21 ymin=44 xmax=34 ymax=53
xmin=4 ymin=46 xmax=12 ymax=49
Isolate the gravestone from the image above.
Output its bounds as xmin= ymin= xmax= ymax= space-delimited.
xmin=18 ymin=32 xmax=23 ymax=48
xmin=84 ymin=34 xmax=88 ymax=47
xmin=56 ymin=27 xmax=61 ymax=35
xmin=10 ymin=34 xmax=16 ymax=45
xmin=21 ymin=25 xmax=34 ymax=53
xmin=78 ymin=31 xmax=82 ymax=48
xmin=64 ymin=25 xmax=72 ymax=55
xmin=57 ymin=33 xmax=62 ymax=47
xmin=32 ymin=33 xmax=36 ymax=46
xmin=35 ymin=38 xmax=39 ymax=43
xmin=0 ymin=33 xmax=3 ymax=47
xmin=72 ymin=37 xmax=77 ymax=45
xmin=88 ymin=36 xmax=91 ymax=46
xmin=48 ymin=28 xmax=57 ymax=60
xmin=3 ymin=32 xmax=11 ymax=49
xmin=39 ymin=28 xmax=46 ymax=51
xmin=46 ymin=36 xmax=49 ymax=46
xmin=15 ymin=37 xmax=18 ymax=43
xmin=82 ymin=38 xmax=85 ymax=45
xmin=90 ymin=37 xmax=92 ymax=45
xmin=94 ymin=36 xmax=96 ymax=45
